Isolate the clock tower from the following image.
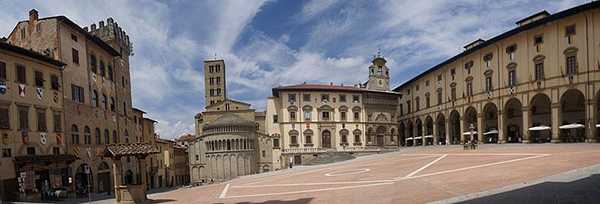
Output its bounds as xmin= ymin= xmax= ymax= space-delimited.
xmin=367 ymin=49 xmax=390 ymax=91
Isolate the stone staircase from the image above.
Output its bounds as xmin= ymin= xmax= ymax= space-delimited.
xmin=304 ymin=152 xmax=355 ymax=166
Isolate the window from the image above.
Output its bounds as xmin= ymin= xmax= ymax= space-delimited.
xmin=108 ymin=65 xmax=113 ymax=81
xmin=209 ymin=89 xmax=214 ymax=96
xmin=426 ymin=80 xmax=430 ymax=87
xmin=16 ymin=64 xmax=26 ymax=83
xmin=565 ymin=24 xmax=576 ymax=36
xmin=123 ymin=101 xmax=127 ymax=115
xmin=0 ymin=106 xmax=9 ymax=129
xmin=110 ymin=97 xmax=115 ymax=111
xmin=34 ymin=71 xmax=45 ymax=89
xmin=95 ymin=128 xmax=101 ymax=144
xmin=535 ymin=63 xmax=544 ymax=80
xmin=84 ymin=126 xmax=91 ymax=144
xmin=36 ymin=108 xmax=46 ymax=131
xmin=354 ymin=111 xmax=359 ymax=119
xmin=20 ymin=28 xmax=26 ymax=39
xmin=53 ymin=147 xmax=60 ymax=155
xmin=407 ymin=101 xmax=411 ymax=113
xmin=273 ymin=115 xmax=278 ymax=123
xmin=304 ymin=110 xmax=311 ymax=120
xmin=437 ymin=92 xmax=442 ymax=105
xmin=354 ymin=134 xmax=360 ymax=143
xmin=322 ymin=111 xmax=330 ymax=120
xmin=288 ymin=94 xmax=296 ymax=103
xmin=18 ymin=106 xmax=29 ymax=130
xmin=303 ymin=94 xmax=311 ymax=102
xmin=425 ymin=95 xmax=430 ymax=108
xmin=50 ymin=75 xmax=59 ymax=90
xmin=209 ymin=65 xmax=214 ymax=73
xmin=486 ymin=77 xmax=493 ymax=92
xmin=290 ymin=111 xmax=296 ymax=120
xmin=483 ymin=53 xmax=493 ymax=68
xmin=99 ymin=60 xmax=105 ymax=76
xmin=104 ymin=129 xmax=110 ymax=144
xmin=450 ymin=68 xmax=456 ymax=79
xmin=341 ymin=111 xmax=346 ymax=120
xmin=465 ymin=61 xmax=473 ymax=74
xmin=341 ymin=134 xmax=347 ymax=143
xmin=353 ymin=95 xmax=360 ymax=103
xmin=467 ymin=83 xmax=473 ymax=96
xmin=437 ymin=74 xmax=442 ymax=83
xmin=2 ymin=148 xmax=11 ymax=157
xmin=121 ymin=76 xmax=125 ymax=87
xmin=26 ymin=147 xmax=35 ymax=155
xmin=416 ymin=85 xmax=419 ymax=91
xmin=273 ymin=138 xmax=280 ymax=148
xmin=262 ymin=150 xmax=266 ymax=157
xmin=216 ymin=65 xmax=221 ymax=72
xmin=378 ymin=66 xmax=382 ymax=75
xmin=71 ymin=85 xmax=84 ymax=102
xmin=0 ymin=61 xmax=5 ymax=80
xmin=90 ymin=55 xmax=97 ymax=73
xmin=102 ymin=94 xmax=107 ymax=110
xmin=451 ymin=87 xmax=457 ymax=100
xmin=321 ymin=94 xmax=329 ymax=102
xmin=415 ymin=98 xmax=420 ymax=111
xmin=71 ymin=34 xmax=78 ymax=42
xmin=36 ymin=24 xmax=41 ymax=32
xmin=291 ymin=134 xmax=298 ymax=145
xmin=53 ymin=112 xmax=61 ymax=132
xmin=92 ymin=90 xmax=98 ymax=107
xmin=566 ymin=56 xmax=577 ymax=74
xmin=305 ymin=134 xmax=312 ymax=144
xmin=71 ymin=125 xmax=79 ymax=144
xmin=216 ymin=88 xmax=221 ymax=96
xmin=506 ymin=44 xmax=517 ymax=60
xmin=340 ymin=95 xmax=346 ymax=102
xmin=534 ymin=35 xmax=543 ymax=45
xmin=508 ymin=70 xmax=517 ymax=86
xmin=72 ymin=48 xmax=79 ymax=64
xmin=216 ymin=77 xmax=220 ymax=84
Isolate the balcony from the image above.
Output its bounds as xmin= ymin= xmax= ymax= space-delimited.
xmin=282 ymin=147 xmax=327 ymax=154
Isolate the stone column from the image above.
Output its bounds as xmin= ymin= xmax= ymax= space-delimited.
xmin=422 ymin=118 xmax=427 ymax=146
xmin=586 ymin=100 xmax=597 ymax=143
xmin=413 ymin=122 xmax=417 ymax=146
xmin=460 ymin=116 xmax=466 ymax=144
xmin=498 ymin=110 xmax=506 ymax=143
xmin=522 ymin=106 xmax=531 ymax=143
xmin=433 ymin=119 xmax=439 ymax=145
xmin=551 ymin=103 xmax=561 ymax=143
xmin=477 ymin=113 xmax=483 ymax=143
xmin=138 ymin=156 xmax=148 ymax=192
xmin=113 ymin=158 xmax=122 ymax=202
xmin=445 ymin=119 xmax=451 ymax=144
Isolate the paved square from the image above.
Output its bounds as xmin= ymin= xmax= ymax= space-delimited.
xmin=150 ymin=145 xmax=600 ymax=203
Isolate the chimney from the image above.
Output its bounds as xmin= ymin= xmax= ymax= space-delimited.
xmin=29 ymin=9 xmax=38 ymax=25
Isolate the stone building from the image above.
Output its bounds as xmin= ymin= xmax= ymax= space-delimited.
xmin=396 ymin=2 xmax=600 ymax=146
xmin=188 ymin=60 xmax=279 ymax=185
xmin=7 ymin=10 xmax=137 ymax=194
xmin=266 ymin=53 xmax=401 ymax=165
xmin=173 ymin=145 xmax=189 ymax=186
xmin=0 ymin=41 xmax=76 ymax=201
xmin=155 ymin=138 xmax=175 ymax=188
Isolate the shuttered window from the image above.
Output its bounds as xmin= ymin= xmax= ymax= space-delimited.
xmin=18 ymin=106 xmax=29 ymax=130
xmin=0 ymin=61 xmax=6 ymax=79
xmin=0 ymin=107 xmax=9 ymax=129
xmin=53 ymin=112 xmax=62 ymax=132
xmin=36 ymin=109 xmax=46 ymax=131
xmin=16 ymin=64 xmax=26 ymax=83
xmin=50 ymin=75 xmax=59 ymax=90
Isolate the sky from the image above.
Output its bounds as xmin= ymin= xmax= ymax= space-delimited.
xmin=0 ymin=0 xmax=590 ymax=140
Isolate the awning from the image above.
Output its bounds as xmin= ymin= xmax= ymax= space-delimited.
xmin=424 ymin=135 xmax=434 ymax=138
xmin=483 ymin=130 xmax=498 ymax=135
xmin=559 ymin=123 xmax=584 ymax=129
xmin=463 ymin=131 xmax=477 ymax=135
xmin=529 ymin=125 xmax=551 ymax=131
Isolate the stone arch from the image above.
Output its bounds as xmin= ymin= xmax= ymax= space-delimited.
xmin=482 ymin=102 xmax=499 ymax=143
xmin=449 ymin=110 xmax=461 ymax=144
xmin=530 ymin=93 xmax=552 ymax=143
xmin=321 ymin=130 xmax=331 ymax=148
xmin=560 ymin=89 xmax=586 ymax=143
xmin=504 ymin=98 xmax=523 ymax=143
xmin=464 ymin=106 xmax=478 ymax=141
xmin=399 ymin=122 xmax=406 ymax=146
xmin=415 ymin=118 xmax=423 ymax=146
xmin=425 ymin=115 xmax=434 ymax=145
xmin=437 ymin=113 xmax=446 ymax=144
xmin=339 ymin=129 xmax=349 ymax=144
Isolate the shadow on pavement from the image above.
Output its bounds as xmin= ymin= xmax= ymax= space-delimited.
xmin=150 ymin=198 xmax=177 ymax=203
xmin=459 ymin=174 xmax=600 ymax=204
xmin=214 ymin=198 xmax=313 ymax=204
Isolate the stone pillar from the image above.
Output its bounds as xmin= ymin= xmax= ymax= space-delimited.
xmin=138 ymin=156 xmax=148 ymax=192
xmin=522 ymin=106 xmax=531 ymax=143
xmin=413 ymin=121 xmax=417 ymax=147
xmin=498 ymin=110 xmax=506 ymax=143
xmin=551 ymin=103 xmax=561 ymax=143
xmin=113 ymin=158 xmax=122 ymax=202
xmin=477 ymin=113 xmax=483 ymax=143
xmin=422 ymin=119 xmax=427 ymax=146
xmin=459 ymin=116 xmax=466 ymax=144
xmin=445 ymin=119 xmax=451 ymax=144
xmin=586 ymin=100 xmax=597 ymax=143
xmin=433 ymin=119 xmax=439 ymax=145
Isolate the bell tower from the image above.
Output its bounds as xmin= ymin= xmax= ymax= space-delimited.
xmin=367 ymin=48 xmax=390 ymax=91
xmin=204 ymin=59 xmax=227 ymax=107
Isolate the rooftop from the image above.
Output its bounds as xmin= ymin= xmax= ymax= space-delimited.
xmin=0 ymin=42 xmax=67 ymax=67
xmin=103 ymin=143 xmax=159 ymax=157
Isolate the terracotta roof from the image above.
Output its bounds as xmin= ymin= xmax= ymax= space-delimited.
xmin=204 ymin=113 xmax=254 ymax=130
xmin=0 ymin=42 xmax=67 ymax=67
xmin=103 ymin=143 xmax=159 ymax=157
xmin=14 ymin=154 xmax=78 ymax=164
xmin=254 ymin=111 xmax=266 ymax=117
xmin=132 ymin=108 xmax=146 ymax=114
xmin=174 ymin=145 xmax=188 ymax=150
xmin=156 ymin=138 xmax=175 ymax=144
xmin=177 ymin=134 xmax=196 ymax=141
xmin=143 ymin=117 xmax=157 ymax=123
xmin=205 ymin=98 xmax=251 ymax=109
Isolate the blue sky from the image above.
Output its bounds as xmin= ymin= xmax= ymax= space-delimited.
xmin=0 ymin=0 xmax=588 ymax=139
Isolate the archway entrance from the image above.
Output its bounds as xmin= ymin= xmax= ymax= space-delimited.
xmin=464 ymin=107 xmax=478 ymax=141
xmin=560 ymin=89 xmax=585 ymax=143
xmin=407 ymin=121 xmax=414 ymax=146
xmin=376 ymin=126 xmax=387 ymax=147
xmin=425 ymin=116 xmax=433 ymax=145
xmin=450 ymin=110 xmax=460 ymax=144
xmin=321 ymin=130 xmax=331 ymax=148
xmin=505 ymin=98 xmax=523 ymax=143
xmin=75 ymin=163 xmax=92 ymax=193
xmin=483 ymin=103 xmax=498 ymax=143
xmin=530 ymin=94 xmax=552 ymax=143
xmin=437 ymin=114 xmax=446 ymax=145
xmin=97 ymin=162 xmax=111 ymax=193
xmin=399 ymin=122 xmax=406 ymax=147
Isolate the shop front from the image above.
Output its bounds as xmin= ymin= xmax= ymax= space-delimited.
xmin=14 ymin=155 xmax=78 ymax=202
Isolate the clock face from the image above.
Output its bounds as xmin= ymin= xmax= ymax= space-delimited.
xmin=378 ymin=79 xmax=383 ymax=85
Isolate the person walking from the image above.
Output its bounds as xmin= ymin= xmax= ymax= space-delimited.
xmin=446 ymin=138 xmax=450 ymax=146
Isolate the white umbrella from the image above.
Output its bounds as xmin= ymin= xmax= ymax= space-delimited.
xmin=483 ymin=130 xmax=498 ymax=135
xmin=424 ymin=135 xmax=434 ymax=138
xmin=529 ymin=125 xmax=551 ymax=131
xmin=462 ymin=131 xmax=477 ymax=135
xmin=414 ymin=136 xmax=423 ymax=139
xmin=406 ymin=137 xmax=413 ymax=140
xmin=596 ymin=124 xmax=600 ymax=128
xmin=559 ymin=123 xmax=584 ymax=129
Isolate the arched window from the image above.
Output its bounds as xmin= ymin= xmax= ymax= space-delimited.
xmin=84 ymin=126 xmax=91 ymax=144
xmin=104 ymin=129 xmax=110 ymax=144
xmin=90 ymin=54 xmax=97 ymax=73
xmin=108 ymin=65 xmax=113 ymax=81
xmin=102 ymin=94 xmax=107 ymax=110
xmin=110 ymin=97 xmax=115 ymax=111
xmin=125 ymin=130 xmax=129 ymax=143
xmin=378 ymin=66 xmax=382 ymax=75
xmin=92 ymin=90 xmax=98 ymax=107
xmin=99 ymin=60 xmax=105 ymax=76
xmin=112 ymin=130 xmax=118 ymax=144
xmin=71 ymin=124 xmax=79 ymax=144
xmin=95 ymin=128 xmax=101 ymax=144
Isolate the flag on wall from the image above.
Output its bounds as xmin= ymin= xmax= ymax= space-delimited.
xmin=22 ymin=132 xmax=29 ymax=144
xmin=568 ymin=35 xmax=573 ymax=45
xmin=536 ymin=44 xmax=541 ymax=53
xmin=56 ymin=133 xmax=62 ymax=145
xmin=73 ymin=147 xmax=80 ymax=157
